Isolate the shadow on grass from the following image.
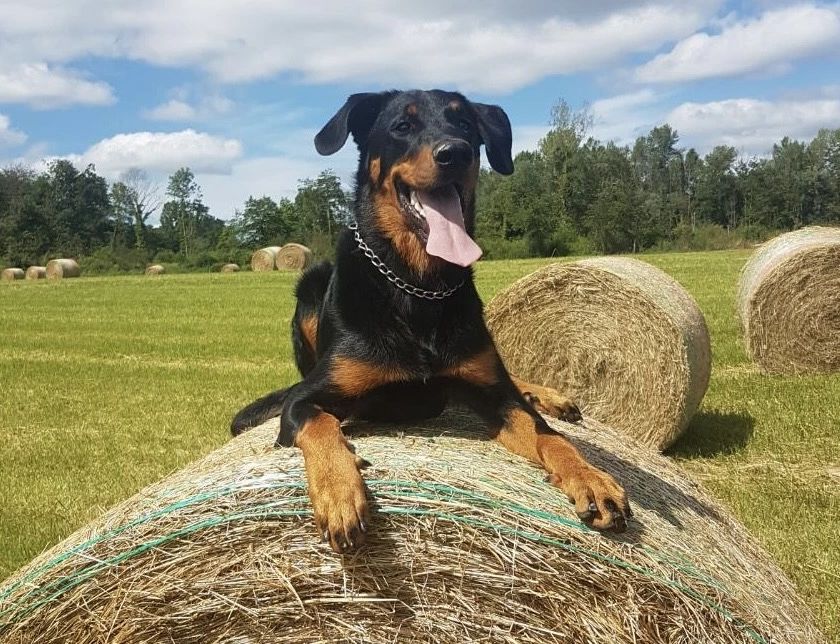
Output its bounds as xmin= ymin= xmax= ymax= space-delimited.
xmin=667 ymin=410 xmax=755 ymax=459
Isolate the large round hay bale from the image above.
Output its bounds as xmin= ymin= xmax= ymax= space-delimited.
xmin=1 ymin=268 xmax=24 ymax=282
xmin=45 ymin=259 xmax=80 ymax=280
xmin=220 ymin=262 xmax=240 ymax=273
xmin=144 ymin=264 xmax=165 ymax=276
xmin=486 ymin=258 xmax=711 ymax=451
xmin=250 ymin=246 xmax=282 ymax=272
xmin=276 ymin=242 xmax=314 ymax=271
xmin=0 ymin=412 xmax=819 ymax=644
xmin=737 ymin=226 xmax=840 ymax=374
xmin=24 ymin=266 xmax=46 ymax=280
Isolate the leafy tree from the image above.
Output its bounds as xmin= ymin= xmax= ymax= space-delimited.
xmin=234 ymin=196 xmax=294 ymax=247
xmin=160 ymin=168 xmax=208 ymax=258
xmin=294 ymin=170 xmax=350 ymax=239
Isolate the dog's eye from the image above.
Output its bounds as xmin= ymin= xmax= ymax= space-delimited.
xmin=459 ymin=119 xmax=472 ymax=133
xmin=393 ymin=121 xmax=412 ymax=133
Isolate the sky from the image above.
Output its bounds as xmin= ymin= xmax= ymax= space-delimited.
xmin=1 ymin=1 xmax=839 ymax=220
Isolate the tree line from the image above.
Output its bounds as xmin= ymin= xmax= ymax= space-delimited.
xmin=2 ymin=100 xmax=839 ymax=272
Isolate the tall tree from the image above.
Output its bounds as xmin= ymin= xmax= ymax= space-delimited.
xmin=111 ymin=168 xmax=160 ymax=251
xmin=160 ymin=168 xmax=207 ymax=258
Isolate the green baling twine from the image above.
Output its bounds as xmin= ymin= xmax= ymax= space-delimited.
xmin=0 ymin=477 xmax=767 ymax=643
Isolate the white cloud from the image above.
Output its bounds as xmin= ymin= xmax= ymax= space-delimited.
xmin=0 ymin=1 xmax=720 ymax=95
xmin=75 ymin=130 xmax=243 ymax=177
xmin=144 ymin=94 xmax=234 ymax=122
xmin=666 ymin=97 xmax=840 ymax=155
xmin=0 ymin=63 xmax=114 ymax=108
xmin=637 ymin=4 xmax=840 ymax=83
xmin=198 ymin=156 xmax=332 ymax=220
xmin=590 ymin=89 xmax=664 ymax=145
xmin=0 ymin=114 xmax=27 ymax=148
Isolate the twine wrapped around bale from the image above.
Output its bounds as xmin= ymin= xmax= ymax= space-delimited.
xmin=45 ymin=259 xmax=80 ymax=280
xmin=250 ymin=246 xmax=282 ymax=272
xmin=1 ymin=268 xmax=24 ymax=282
xmin=276 ymin=243 xmax=314 ymax=271
xmin=144 ymin=264 xmax=165 ymax=276
xmin=486 ymin=258 xmax=711 ymax=451
xmin=220 ymin=263 xmax=240 ymax=273
xmin=737 ymin=226 xmax=840 ymax=374
xmin=0 ymin=412 xmax=819 ymax=644
xmin=24 ymin=267 xmax=46 ymax=281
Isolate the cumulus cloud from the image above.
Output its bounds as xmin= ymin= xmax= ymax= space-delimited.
xmin=144 ymin=94 xmax=234 ymax=122
xmin=0 ymin=114 xmax=27 ymax=148
xmin=666 ymin=97 xmax=840 ymax=155
xmin=198 ymin=156 xmax=335 ymax=220
xmin=590 ymin=89 xmax=664 ymax=145
xmin=636 ymin=4 xmax=840 ymax=83
xmin=0 ymin=1 xmax=719 ymax=95
xmin=0 ymin=63 xmax=114 ymax=108
xmin=76 ymin=130 xmax=243 ymax=177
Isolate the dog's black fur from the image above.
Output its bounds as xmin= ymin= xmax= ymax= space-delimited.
xmin=231 ymin=90 xmax=630 ymax=553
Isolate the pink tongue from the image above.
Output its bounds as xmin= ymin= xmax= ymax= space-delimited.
xmin=417 ymin=186 xmax=482 ymax=267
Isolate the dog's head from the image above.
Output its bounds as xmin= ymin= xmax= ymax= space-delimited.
xmin=315 ymin=90 xmax=513 ymax=273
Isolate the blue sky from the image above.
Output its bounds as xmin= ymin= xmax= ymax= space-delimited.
xmin=1 ymin=1 xmax=839 ymax=220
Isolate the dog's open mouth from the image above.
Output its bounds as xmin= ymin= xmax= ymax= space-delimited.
xmin=395 ymin=180 xmax=481 ymax=267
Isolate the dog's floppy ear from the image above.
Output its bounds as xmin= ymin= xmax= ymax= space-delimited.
xmin=472 ymin=102 xmax=514 ymax=175
xmin=314 ymin=92 xmax=389 ymax=156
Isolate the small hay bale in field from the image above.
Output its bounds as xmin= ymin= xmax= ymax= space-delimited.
xmin=250 ymin=246 xmax=282 ymax=272
xmin=220 ymin=262 xmax=240 ymax=273
xmin=0 ymin=412 xmax=820 ymax=644
xmin=24 ymin=266 xmax=46 ymax=280
xmin=737 ymin=226 xmax=840 ymax=374
xmin=276 ymin=242 xmax=314 ymax=271
xmin=144 ymin=264 xmax=165 ymax=276
xmin=1 ymin=268 xmax=24 ymax=282
xmin=486 ymin=258 xmax=711 ymax=451
xmin=45 ymin=258 xmax=80 ymax=280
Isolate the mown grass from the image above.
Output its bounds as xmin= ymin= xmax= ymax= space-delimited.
xmin=1 ymin=251 xmax=838 ymax=639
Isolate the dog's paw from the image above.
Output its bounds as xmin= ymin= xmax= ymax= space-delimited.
xmin=521 ymin=386 xmax=582 ymax=423
xmin=306 ymin=451 xmax=370 ymax=553
xmin=547 ymin=465 xmax=631 ymax=532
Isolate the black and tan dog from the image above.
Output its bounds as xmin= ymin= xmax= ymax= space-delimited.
xmin=231 ymin=89 xmax=631 ymax=553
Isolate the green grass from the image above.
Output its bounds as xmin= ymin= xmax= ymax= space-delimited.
xmin=1 ymin=252 xmax=838 ymax=639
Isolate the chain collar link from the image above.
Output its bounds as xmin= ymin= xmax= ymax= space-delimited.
xmin=347 ymin=222 xmax=464 ymax=300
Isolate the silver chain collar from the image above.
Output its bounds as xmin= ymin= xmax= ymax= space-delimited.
xmin=347 ymin=222 xmax=464 ymax=300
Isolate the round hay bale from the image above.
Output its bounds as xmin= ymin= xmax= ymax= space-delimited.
xmin=737 ymin=226 xmax=840 ymax=374
xmin=220 ymin=263 xmax=240 ymax=273
xmin=276 ymin=242 xmax=314 ymax=271
xmin=24 ymin=266 xmax=46 ymax=280
xmin=0 ymin=412 xmax=820 ymax=644
xmin=486 ymin=258 xmax=711 ymax=451
xmin=45 ymin=259 xmax=80 ymax=280
xmin=144 ymin=264 xmax=165 ymax=276
xmin=250 ymin=246 xmax=282 ymax=272
xmin=1 ymin=268 xmax=24 ymax=282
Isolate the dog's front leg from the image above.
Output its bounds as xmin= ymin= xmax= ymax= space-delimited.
xmin=446 ymin=348 xmax=632 ymax=532
xmin=278 ymin=355 xmax=409 ymax=552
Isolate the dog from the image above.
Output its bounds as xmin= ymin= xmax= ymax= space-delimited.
xmin=231 ymin=89 xmax=631 ymax=553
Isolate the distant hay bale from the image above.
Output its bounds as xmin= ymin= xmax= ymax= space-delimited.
xmin=486 ymin=258 xmax=711 ymax=451
xmin=220 ymin=263 xmax=240 ymax=273
xmin=24 ymin=266 xmax=46 ymax=280
xmin=276 ymin=243 xmax=314 ymax=271
xmin=737 ymin=226 xmax=840 ymax=374
xmin=144 ymin=264 xmax=165 ymax=276
xmin=0 ymin=412 xmax=820 ymax=643
xmin=45 ymin=259 xmax=80 ymax=280
xmin=1 ymin=268 xmax=24 ymax=282
xmin=250 ymin=246 xmax=282 ymax=272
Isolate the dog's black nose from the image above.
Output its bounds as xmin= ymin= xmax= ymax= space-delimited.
xmin=433 ymin=140 xmax=473 ymax=168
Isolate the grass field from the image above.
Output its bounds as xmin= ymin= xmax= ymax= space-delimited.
xmin=1 ymin=250 xmax=838 ymax=639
